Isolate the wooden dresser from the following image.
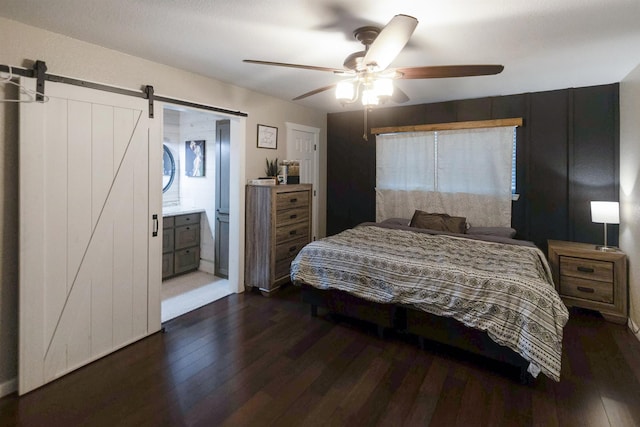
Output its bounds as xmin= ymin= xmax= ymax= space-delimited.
xmin=548 ymin=239 xmax=627 ymax=324
xmin=245 ymin=184 xmax=312 ymax=295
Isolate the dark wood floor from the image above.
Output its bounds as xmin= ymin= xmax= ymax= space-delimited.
xmin=2 ymin=284 xmax=640 ymax=426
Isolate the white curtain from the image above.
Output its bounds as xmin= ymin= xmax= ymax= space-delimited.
xmin=376 ymin=126 xmax=515 ymax=227
xmin=436 ymin=127 xmax=514 ymax=196
xmin=376 ymin=132 xmax=436 ymax=190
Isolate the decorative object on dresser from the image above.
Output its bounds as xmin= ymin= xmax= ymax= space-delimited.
xmin=590 ymin=201 xmax=620 ymax=251
xmin=163 ymin=213 xmax=201 ymax=279
xmin=245 ymin=184 xmax=312 ymax=296
xmin=264 ymin=157 xmax=280 ymax=179
xmin=548 ymin=239 xmax=627 ymax=324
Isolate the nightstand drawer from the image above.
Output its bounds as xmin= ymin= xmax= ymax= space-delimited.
xmin=559 ymin=256 xmax=613 ymax=283
xmin=560 ymin=275 xmax=613 ymax=303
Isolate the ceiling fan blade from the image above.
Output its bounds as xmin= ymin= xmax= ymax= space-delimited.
xmin=397 ymin=65 xmax=504 ymax=79
xmin=292 ymin=84 xmax=337 ymax=101
xmin=391 ymin=85 xmax=410 ymax=103
xmin=243 ymin=59 xmax=350 ymax=75
xmin=362 ymin=14 xmax=418 ymax=71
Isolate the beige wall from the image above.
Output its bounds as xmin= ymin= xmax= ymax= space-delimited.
xmin=0 ymin=17 xmax=327 ymax=392
xmin=620 ymin=62 xmax=640 ymax=340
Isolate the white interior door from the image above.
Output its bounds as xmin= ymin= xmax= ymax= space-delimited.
xmin=286 ymin=122 xmax=320 ymax=240
xmin=19 ymin=79 xmax=162 ymax=395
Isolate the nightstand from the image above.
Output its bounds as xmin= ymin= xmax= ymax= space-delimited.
xmin=548 ymin=240 xmax=627 ymax=324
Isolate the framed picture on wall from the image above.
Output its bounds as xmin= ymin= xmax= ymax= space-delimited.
xmin=257 ymin=124 xmax=278 ymax=149
xmin=185 ymin=140 xmax=205 ymax=177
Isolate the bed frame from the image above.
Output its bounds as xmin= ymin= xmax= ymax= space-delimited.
xmin=300 ymin=284 xmax=533 ymax=383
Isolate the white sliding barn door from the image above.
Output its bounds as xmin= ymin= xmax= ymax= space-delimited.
xmin=19 ymin=80 xmax=162 ymax=395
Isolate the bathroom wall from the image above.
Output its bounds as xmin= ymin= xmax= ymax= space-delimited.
xmin=178 ymin=110 xmax=218 ymax=274
xmin=163 ymin=109 xmax=181 ymax=206
xmin=162 ymin=108 xmax=219 ymax=275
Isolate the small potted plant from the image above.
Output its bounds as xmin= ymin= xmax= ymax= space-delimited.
xmin=265 ymin=158 xmax=280 ymax=181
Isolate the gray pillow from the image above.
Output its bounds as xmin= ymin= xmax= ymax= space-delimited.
xmin=409 ymin=210 xmax=467 ymax=234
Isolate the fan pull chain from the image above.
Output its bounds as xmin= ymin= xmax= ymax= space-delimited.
xmin=363 ymin=108 xmax=368 ymax=141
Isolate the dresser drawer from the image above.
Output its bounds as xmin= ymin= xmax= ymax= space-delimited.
xmin=275 ymin=236 xmax=308 ymax=262
xmin=274 ymin=256 xmax=296 ymax=281
xmin=559 ymin=256 xmax=613 ymax=283
xmin=560 ymin=275 xmax=614 ymax=303
xmin=276 ymin=206 xmax=309 ymax=227
xmin=276 ymin=222 xmax=309 ymax=244
xmin=175 ymin=213 xmax=200 ymax=227
xmin=276 ymin=191 xmax=309 ymax=211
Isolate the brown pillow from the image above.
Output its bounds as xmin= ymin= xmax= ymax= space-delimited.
xmin=409 ymin=210 xmax=467 ymax=234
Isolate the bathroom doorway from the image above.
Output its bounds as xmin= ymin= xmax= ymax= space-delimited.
xmin=160 ymin=105 xmax=232 ymax=322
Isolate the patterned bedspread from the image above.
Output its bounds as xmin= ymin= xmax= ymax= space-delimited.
xmin=290 ymin=223 xmax=569 ymax=381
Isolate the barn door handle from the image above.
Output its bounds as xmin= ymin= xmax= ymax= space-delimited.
xmin=152 ymin=214 xmax=158 ymax=237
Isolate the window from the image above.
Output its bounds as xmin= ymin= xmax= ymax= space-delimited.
xmin=377 ymin=126 xmax=516 ymax=198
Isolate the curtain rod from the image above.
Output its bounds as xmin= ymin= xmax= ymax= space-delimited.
xmin=371 ymin=118 xmax=523 ymax=135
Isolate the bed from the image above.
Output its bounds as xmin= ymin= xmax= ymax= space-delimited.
xmin=290 ymin=217 xmax=569 ymax=382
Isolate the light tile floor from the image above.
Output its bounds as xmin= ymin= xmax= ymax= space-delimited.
xmin=161 ymin=271 xmax=232 ymax=322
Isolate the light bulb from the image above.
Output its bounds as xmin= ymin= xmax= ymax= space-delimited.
xmin=373 ymin=78 xmax=394 ymax=98
xmin=361 ymin=88 xmax=379 ymax=106
xmin=335 ymin=81 xmax=355 ymax=101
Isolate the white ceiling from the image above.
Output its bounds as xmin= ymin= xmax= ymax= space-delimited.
xmin=1 ymin=0 xmax=640 ymax=113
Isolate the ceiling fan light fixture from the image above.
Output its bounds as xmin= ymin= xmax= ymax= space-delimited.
xmin=336 ymin=80 xmax=356 ymax=101
xmin=373 ymin=78 xmax=394 ymax=98
xmin=361 ymin=88 xmax=379 ymax=106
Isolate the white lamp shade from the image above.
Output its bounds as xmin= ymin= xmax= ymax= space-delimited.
xmin=335 ymin=81 xmax=355 ymax=101
xmin=361 ymin=88 xmax=379 ymax=106
xmin=373 ymin=78 xmax=394 ymax=98
xmin=590 ymin=201 xmax=619 ymax=224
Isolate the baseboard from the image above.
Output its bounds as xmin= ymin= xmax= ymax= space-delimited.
xmin=630 ymin=318 xmax=640 ymax=343
xmin=198 ymin=259 xmax=215 ymax=275
xmin=0 ymin=377 xmax=17 ymax=397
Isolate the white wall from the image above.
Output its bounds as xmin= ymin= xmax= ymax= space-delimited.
xmin=162 ymin=109 xmax=181 ymax=205
xmin=178 ymin=109 xmax=218 ymax=274
xmin=0 ymin=16 xmax=327 ymax=394
xmin=620 ymin=63 xmax=640 ymax=340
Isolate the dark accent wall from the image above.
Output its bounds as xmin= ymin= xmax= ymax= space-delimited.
xmin=327 ymin=83 xmax=620 ymax=252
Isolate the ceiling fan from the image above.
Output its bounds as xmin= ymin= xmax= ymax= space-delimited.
xmin=244 ymin=14 xmax=504 ymax=107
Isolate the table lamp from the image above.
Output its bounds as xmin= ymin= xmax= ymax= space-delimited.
xmin=590 ymin=201 xmax=619 ymax=251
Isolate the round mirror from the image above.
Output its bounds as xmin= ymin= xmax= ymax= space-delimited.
xmin=162 ymin=144 xmax=175 ymax=193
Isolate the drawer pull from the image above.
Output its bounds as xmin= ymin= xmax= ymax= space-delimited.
xmin=577 ymin=266 xmax=595 ymax=273
xmin=290 ymin=214 xmax=297 ymax=219
xmin=290 ymin=198 xmax=298 ymax=203
xmin=289 ymin=230 xmax=297 ymax=235
xmin=577 ymin=286 xmax=595 ymax=293
xmin=289 ymin=246 xmax=297 ymax=252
